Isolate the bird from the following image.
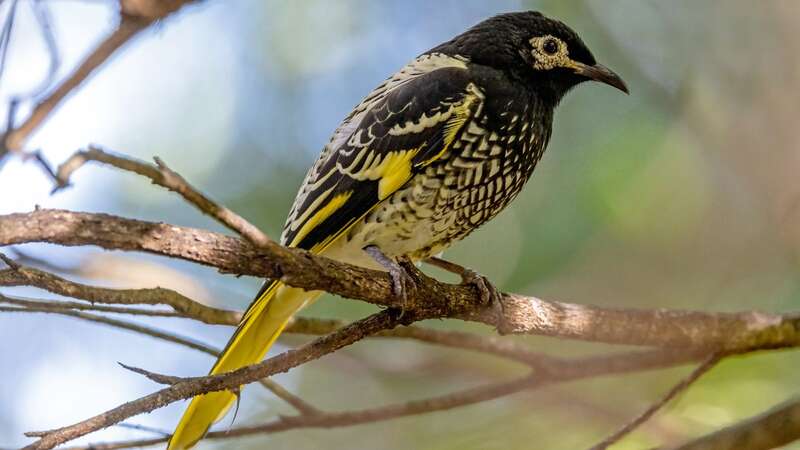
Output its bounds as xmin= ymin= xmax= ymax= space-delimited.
xmin=168 ymin=10 xmax=627 ymax=449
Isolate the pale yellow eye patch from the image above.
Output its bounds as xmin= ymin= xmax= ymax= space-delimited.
xmin=529 ymin=35 xmax=572 ymax=71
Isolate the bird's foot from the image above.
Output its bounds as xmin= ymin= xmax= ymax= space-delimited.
xmin=426 ymin=257 xmax=510 ymax=334
xmin=460 ymin=268 xmax=509 ymax=334
xmin=364 ymin=245 xmax=417 ymax=314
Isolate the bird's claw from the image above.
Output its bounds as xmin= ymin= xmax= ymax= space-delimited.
xmin=460 ymin=268 xmax=509 ymax=335
xmin=388 ymin=258 xmax=415 ymax=303
xmin=364 ymin=246 xmax=418 ymax=315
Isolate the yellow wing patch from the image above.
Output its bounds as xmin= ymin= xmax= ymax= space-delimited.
xmin=289 ymin=191 xmax=353 ymax=247
xmin=376 ymin=148 xmax=422 ymax=200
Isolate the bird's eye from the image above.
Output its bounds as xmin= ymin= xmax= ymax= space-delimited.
xmin=542 ymin=38 xmax=559 ymax=55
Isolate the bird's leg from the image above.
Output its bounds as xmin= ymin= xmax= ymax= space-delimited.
xmin=425 ymin=256 xmax=509 ymax=334
xmin=363 ymin=245 xmax=417 ymax=311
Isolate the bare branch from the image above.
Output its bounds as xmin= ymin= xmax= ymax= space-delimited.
xmin=0 ymin=300 xmax=219 ymax=355
xmin=0 ymin=261 xmax=240 ymax=324
xmin=52 ymin=348 xmax=723 ymax=450
xmin=372 ymin=322 xmax=559 ymax=368
xmin=21 ymin=309 xmax=408 ymax=449
xmin=3 ymin=209 xmax=800 ymax=351
xmin=0 ymin=263 xmax=553 ymax=372
xmin=0 ymin=297 xmax=320 ymax=416
xmin=0 ymin=295 xmax=183 ymax=318
xmin=0 ymin=256 xmax=556 ymax=365
xmin=114 ymin=362 xmax=321 ymax=415
xmin=3 ymin=16 xmax=148 ymax=152
xmin=669 ymin=396 xmax=800 ymax=450
xmin=258 ymin=379 xmax=324 ymax=417
xmin=116 ymin=363 xmax=183 ymax=385
xmin=2 ymin=1 xmax=198 ymax=153
xmin=26 ymin=0 xmax=61 ymax=99
xmin=0 ymin=251 xmax=19 ymax=269
xmin=588 ymin=354 xmax=721 ymax=450
xmin=115 ymin=422 xmax=170 ymax=438
xmin=60 ymin=438 xmax=164 ymax=450
xmin=54 ymin=146 xmax=272 ymax=247
xmin=0 ymin=1 xmax=21 ymax=100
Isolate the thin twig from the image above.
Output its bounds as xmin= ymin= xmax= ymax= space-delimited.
xmin=0 ymin=302 xmax=219 ymax=355
xmin=373 ymin=323 xmax=558 ymax=368
xmin=587 ymin=354 xmax=722 ymax=450
xmin=24 ymin=0 xmax=60 ymax=100
xmin=3 ymin=15 xmax=150 ymax=152
xmin=0 ymin=295 xmax=183 ymax=318
xmin=117 ymin=361 xmax=323 ymax=416
xmin=115 ymin=423 xmax=170 ymax=438
xmin=117 ymin=363 xmax=183 ymax=385
xmin=0 ymin=299 xmax=320 ymax=416
xmin=0 ymin=0 xmax=20 ymax=96
xmin=59 ymin=438 xmax=164 ymax=450
xmin=54 ymin=146 xmax=273 ymax=247
xmin=670 ymin=396 xmax=800 ymax=450
xmin=0 ymin=1 xmax=195 ymax=175
xmin=7 ymin=247 xmax=78 ymax=273
xmin=0 ymin=250 xmax=19 ymax=269
xmin=0 ymin=262 xmax=241 ymax=324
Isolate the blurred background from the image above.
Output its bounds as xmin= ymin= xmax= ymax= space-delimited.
xmin=1 ymin=0 xmax=799 ymax=448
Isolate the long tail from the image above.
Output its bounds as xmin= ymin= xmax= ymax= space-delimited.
xmin=168 ymin=282 xmax=321 ymax=450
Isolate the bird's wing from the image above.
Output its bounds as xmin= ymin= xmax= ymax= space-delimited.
xmin=280 ymin=55 xmax=484 ymax=252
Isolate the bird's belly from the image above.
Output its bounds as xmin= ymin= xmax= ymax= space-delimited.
xmin=333 ymin=182 xmax=456 ymax=265
xmin=332 ymin=156 xmax=528 ymax=267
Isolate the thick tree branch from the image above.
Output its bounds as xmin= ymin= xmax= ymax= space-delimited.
xmin=3 ymin=209 xmax=799 ymax=350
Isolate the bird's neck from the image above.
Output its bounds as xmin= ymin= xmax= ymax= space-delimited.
xmin=482 ymin=72 xmax=554 ymax=146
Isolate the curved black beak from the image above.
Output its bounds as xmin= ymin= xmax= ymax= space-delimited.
xmin=574 ymin=62 xmax=629 ymax=94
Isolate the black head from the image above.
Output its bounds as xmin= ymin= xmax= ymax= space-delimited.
xmin=431 ymin=11 xmax=628 ymax=101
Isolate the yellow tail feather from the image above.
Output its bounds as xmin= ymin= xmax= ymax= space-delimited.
xmin=167 ymin=282 xmax=321 ymax=450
